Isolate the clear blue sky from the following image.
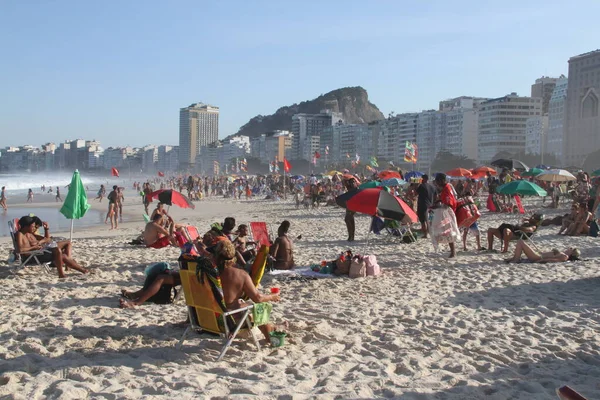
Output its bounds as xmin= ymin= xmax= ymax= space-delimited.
xmin=1 ymin=0 xmax=599 ymax=148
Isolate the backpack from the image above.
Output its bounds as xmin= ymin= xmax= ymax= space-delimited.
xmin=364 ymin=255 xmax=381 ymax=276
xmin=349 ymin=256 xmax=366 ymax=279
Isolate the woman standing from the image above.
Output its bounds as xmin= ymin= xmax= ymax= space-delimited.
xmin=26 ymin=188 xmax=34 ymax=203
xmin=0 ymin=186 xmax=7 ymax=211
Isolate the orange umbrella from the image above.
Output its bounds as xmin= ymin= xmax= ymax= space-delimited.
xmin=378 ymin=170 xmax=402 ymax=180
xmin=472 ymin=166 xmax=497 ymax=175
xmin=342 ymin=174 xmax=361 ymax=184
xmin=446 ymin=168 xmax=473 ymax=177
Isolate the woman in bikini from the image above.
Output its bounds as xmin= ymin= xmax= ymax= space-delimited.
xmin=506 ymin=239 xmax=580 ymax=264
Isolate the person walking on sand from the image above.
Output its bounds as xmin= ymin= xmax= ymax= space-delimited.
xmin=26 ymin=188 xmax=34 ymax=203
xmin=0 ymin=186 xmax=7 ymax=211
xmin=434 ymin=173 xmax=458 ymax=258
xmin=95 ymin=185 xmax=106 ymax=202
xmin=416 ymin=174 xmax=437 ymax=239
xmin=55 ymin=186 xmax=62 ymax=202
xmin=342 ymin=177 xmax=358 ymax=241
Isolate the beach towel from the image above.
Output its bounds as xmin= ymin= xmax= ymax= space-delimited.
xmin=252 ymin=302 xmax=272 ymax=326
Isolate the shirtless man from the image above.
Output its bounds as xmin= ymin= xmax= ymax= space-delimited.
xmin=505 ymin=239 xmax=580 ymax=263
xmin=216 ymin=240 xmax=280 ymax=344
xmin=15 ymin=216 xmax=89 ymax=278
xmin=269 ymin=220 xmax=294 ymax=270
xmin=144 ymin=214 xmax=176 ymax=248
xmin=234 ymin=224 xmax=257 ymax=266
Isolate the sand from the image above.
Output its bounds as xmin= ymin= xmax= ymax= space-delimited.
xmin=1 ymin=195 xmax=599 ymax=399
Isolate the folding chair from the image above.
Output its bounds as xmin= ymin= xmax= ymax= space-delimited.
xmin=250 ymin=245 xmax=269 ymax=287
xmin=184 ymin=225 xmax=200 ymax=242
xmin=514 ymin=195 xmax=525 ymax=214
xmin=249 ymin=222 xmax=272 ymax=248
xmin=7 ymin=220 xmax=51 ymax=274
xmin=177 ymin=258 xmax=260 ymax=361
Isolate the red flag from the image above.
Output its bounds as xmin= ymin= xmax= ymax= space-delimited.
xmin=283 ymin=158 xmax=291 ymax=173
xmin=314 ymin=151 xmax=321 ymax=159
xmin=158 ymin=171 xmax=165 ymax=177
xmin=111 ymin=167 xmax=119 ymax=177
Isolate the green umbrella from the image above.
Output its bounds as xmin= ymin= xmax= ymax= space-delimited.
xmin=591 ymin=169 xmax=600 ymax=177
xmin=359 ymin=180 xmax=382 ymax=189
xmin=497 ymin=180 xmax=547 ymax=196
xmin=60 ymin=169 xmax=91 ymax=240
xmin=521 ymin=168 xmax=543 ymax=177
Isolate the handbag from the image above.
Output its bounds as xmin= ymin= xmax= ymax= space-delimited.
xmin=349 ymin=256 xmax=366 ymax=278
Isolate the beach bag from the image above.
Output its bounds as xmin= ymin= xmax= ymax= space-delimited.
xmin=349 ymin=256 xmax=366 ymax=278
xmin=364 ymin=255 xmax=380 ymax=276
xmin=334 ymin=258 xmax=351 ymax=275
xmin=589 ymin=220 xmax=599 ymax=238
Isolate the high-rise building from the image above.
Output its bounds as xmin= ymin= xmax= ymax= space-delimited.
xmin=179 ymin=103 xmax=219 ymax=170
xmin=564 ymin=50 xmax=600 ymax=166
xmin=319 ymin=124 xmax=378 ymax=164
xmin=546 ymin=75 xmax=568 ymax=162
xmin=157 ymin=145 xmax=179 ymax=172
xmin=478 ymin=93 xmax=542 ymax=163
xmin=531 ymin=76 xmax=559 ymax=114
xmin=291 ymin=111 xmax=343 ymax=161
xmin=525 ymin=115 xmax=549 ymax=155
xmin=376 ymin=113 xmax=418 ymax=165
xmin=251 ymin=130 xmax=293 ymax=163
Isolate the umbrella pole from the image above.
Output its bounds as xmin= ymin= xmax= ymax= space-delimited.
xmin=363 ymin=229 xmax=371 ymax=253
xmin=69 ymin=219 xmax=74 ymax=242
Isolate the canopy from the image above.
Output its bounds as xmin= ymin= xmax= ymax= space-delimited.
xmin=496 ymin=180 xmax=547 ymax=196
xmin=148 ymin=189 xmax=195 ymax=209
xmin=336 ymin=188 xmax=417 ymax=222
xmin=521 ymin=168 xmax=544 ymax=177
xmin=446 ymin=168 xmax=473 ymax=177
xmin=536 ymin=169 xmax=577 ymax=182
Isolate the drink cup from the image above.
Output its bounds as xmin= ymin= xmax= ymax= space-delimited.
xmin=270 ymin=287 xmax=280 ymax=294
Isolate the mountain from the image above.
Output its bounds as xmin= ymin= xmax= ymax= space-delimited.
xmin=234 ymin=86 xmax=384 ymax=138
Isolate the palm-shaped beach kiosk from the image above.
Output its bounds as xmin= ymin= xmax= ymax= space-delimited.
xmin=60 ymin=169 xmax=91 ymax=241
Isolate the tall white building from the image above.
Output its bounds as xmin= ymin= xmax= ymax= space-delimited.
xmin=564 ymin=50 xmax=600 ymax=166
xmin=251 ymin=131 xmax=293 ymax=163
xmin=219 ymin=136 xmax=250 ymax=166
xmin=478 ymin=93 xmax=542 ymax=163
xmin=546 ymin=75 xmax=568 ymax=162
xmin=179 ymin=103 xmax=219 ymax=170
xmin=142 ymin=145 xmax=158 ymax=173
xmin=525 ymin=115 xmax=549 ymax=155
xmin=157 ymin=145 xmax=179 ymax=172
xmin=291 ymin=111 xmax=343 ymax=161
xmin=376 ymin=113 xmax=418 ymax=165
xmin=319 ymin=124 xmax=378 ymax=164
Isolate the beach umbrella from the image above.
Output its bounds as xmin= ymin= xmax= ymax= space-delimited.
xmin=496 ymin=180 xmax=547 ymax=196
xmin=359 ymin=180 xmax=382 ymax=189
xmin=472 ymin=166 xmax=496 ymax=175
xmin=342 ymin=174 xmax=361 ymax=184
xmin=378 ymin=170 xmax=402 ymax=180
xmin=404 ymin=171 xmax=424 ymax=181
xmin=591 ymin=169 xmax=600 ymax=177
xmin=336 ymin=188 xmax=417 ymax=222
xmin=60 ymin=169 xmax=91 ymax=241
xmin=328 ymin=170 xmax=342 ymax=176
xmin=521 ymin=168 xmax=544 ymax=177
xmin=446 ymin=168 xmax=473 ymax=177
xmin=148 ymin=189 xmax=195 ymax=209
xmin=291 ymin=175 xmax=305 ymax=180
xmin=491 ymin=159 xmax=529 ymax=171
xmin=536 ymin=169 xmax=577 ymax=182
xmin=381 ymin=177 xmax=407 ymax=186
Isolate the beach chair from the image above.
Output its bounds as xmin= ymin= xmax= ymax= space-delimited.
xmin=250 ymin=245 xmax=269 ymax=287
xmin=514 ymin=195 xmax=525 ymax=214
xmin=7 ymin=220 xmax=51 ymax=274
xmin=177 ymin=257 xmax=260 ymax=361
xmin=184 ymin=225 xmax=200 ymax=243
xmin=249 ymin=222 xmax=271 ymax=248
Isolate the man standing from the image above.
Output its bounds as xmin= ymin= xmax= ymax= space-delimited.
xmin=343 ymin=177 xmax=358 ymax=241
xmin=416 ymin=174 xmax=437 ymax=239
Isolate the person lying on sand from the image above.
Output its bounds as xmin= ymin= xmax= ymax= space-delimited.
xmin=120 ymin=262 xmax=180 ymax=308
xmin=216 ymin=240 xmax=280 ymax=344
xmin=16 ymin=216 xmax=89 ymax=278
xmin=487 ymin=214 xmax=541 ymax=253
xmin=505 ymin=239 xmax=580 ymax=263
xmin=144 ymin=214 xmax=177 ymax=249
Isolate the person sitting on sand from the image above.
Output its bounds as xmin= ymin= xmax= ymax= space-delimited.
xmin=558 ymin=203 xmax=579 ymax=234
xmin=216 ymin=240 xmax=280 ymax=344
xmin=120 ymin=262 xmax=180 ymax=308
xmin=15 ymin=216 xmax=89 ymax=278
xmin=234 ymin=224 xmax=257 ymax=266
xmin=269 ymin=220 xmax=295 ymax=270
xmin=487 ymin=214 xmax=541 ymax=253
xmin=505 ymin=239 xmax=580 ymax=263
xmin=563 ymin=203 xmax=592 ymax=236
xmin=144 ymin=213 xmax=177 ymax=249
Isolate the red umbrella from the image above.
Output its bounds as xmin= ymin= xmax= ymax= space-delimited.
xmin=446 ymin=168 xmax=473 ymax=177
xmin=378 ymin=170 xmax=402 ymax=180
xmin=148 ymin=189 xmax=195 ymax=209
xmin=336 ymin=188 xmax=417 ymax=222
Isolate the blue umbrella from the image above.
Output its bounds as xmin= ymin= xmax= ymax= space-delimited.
xmin=291 ymin=175 xmax=305 ymax=180
xmin=381 ymin=178 xmax=407 ymax=186
xmin=404 ymin=171 xmax=424 ymax=181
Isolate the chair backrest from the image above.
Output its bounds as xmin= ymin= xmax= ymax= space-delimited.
xmin=8 ymin=220 xmax=18 ymax=251
xmin=179 ymin=266 xmax=226 ymax=335
xmin=250 ymin=245 xmax=269 ymax=287
xmin=250 ymin=222 xmax=271 ymax=248
xmin=514 ymin=195 xmax=525 ymax=214
xmin=186 ymin=226 xmax=200 ymax=242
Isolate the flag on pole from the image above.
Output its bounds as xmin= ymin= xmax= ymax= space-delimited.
xmin=355 ymin=153 xmax=360 ymax=164
xmin=213 ymin=160 xmax=220 ymax=175
xmin=158 ymin=171 xmax=165 ymax=177
xmin=325 ymin=146 xmax=329 ymax=155
xmin=283 ymin=158 xmax=291 ymax=173
xmin=370 ymin=157 xmax=378 ymax=167
xmin=315 ymin=151 xmax=321 ymax=159
xmin=269 ymin=162 xmax=274 ymax=173
xmin=111 ymin=167 xmax=119 ymax=177
xmin=312 ymin=156 xmax=317 ymax=165
xmin=404 ymin=141 xmax=418 ymax=163
xmin=274 ymin=161 xmax=280 ymax=173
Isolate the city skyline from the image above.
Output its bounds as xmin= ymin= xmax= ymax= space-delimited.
xmin=2 ymin=1 xmax=600 ymax=148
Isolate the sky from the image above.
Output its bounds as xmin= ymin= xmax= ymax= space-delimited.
xmin=1 ymin=0 xmax=599 ymax=148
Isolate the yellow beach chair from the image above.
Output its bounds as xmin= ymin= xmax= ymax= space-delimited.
xmin=250 ymin=245 xmax=269 ymax=287
xmin=177 ymin=258 xmax=260 ymax=361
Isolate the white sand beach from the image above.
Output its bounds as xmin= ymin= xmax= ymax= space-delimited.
xmin=1 ymin=197 xmax=599 ymax=399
